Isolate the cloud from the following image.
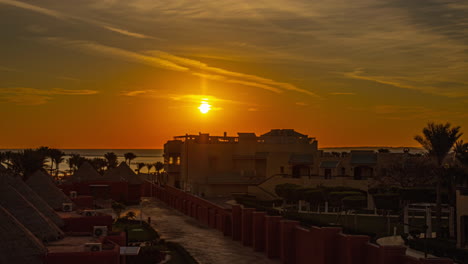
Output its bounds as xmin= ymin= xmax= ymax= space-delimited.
xmin=43 ymin=38 xmax=189 ymax=72
xmin=1 ymin=0 xmax=319 ymax=97
xmin=122 ymin=91 xmax=251 ymax=106
xmin=0 ymin=0 xmax=65 ymax=19
xmin=329 ymin=92 xmax=355 ymax=95
xmin=0 ymin=87 xmax=99 ymax=105
xmin=101 ymin=25 xmax=154 ymax=39
xmin=345 ymin=69 xmax=468 ymax=98
xmin=151 ymin=51 xmax=318 ymax=96
xmin=43 ymin=37 xmax=316 ymax=96
xmin=0 ymin=0 xmax=154 ymax=40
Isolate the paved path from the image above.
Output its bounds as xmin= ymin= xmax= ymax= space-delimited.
xmin=377 ymin=236 xmax=435 ymax=259
xmin=137 ymin=198 xmax=280 ymax=264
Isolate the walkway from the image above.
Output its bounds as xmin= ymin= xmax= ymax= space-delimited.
xmin=377 ymin=236 xmax=435 ymax=259
xmin=138 ymin=198 xmax=280 ymax=264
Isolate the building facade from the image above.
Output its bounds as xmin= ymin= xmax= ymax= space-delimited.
xmin=164 ymin=129 xmax=319 ymax=197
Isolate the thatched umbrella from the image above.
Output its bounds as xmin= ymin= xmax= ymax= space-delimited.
xmin=0 ymin=205 xmax=47 ymax=264
xmin=25 ymin=170 xmax=72 ymax=210
xmin=70 ymin=161 xmax=102 ymax=182
xmin=0 ymin=178 xmax=64 ymax=242
xmin=103 ymin=162 xmax=144 ymax=184
xmin=6 ymin=172 xmax=64 ymax=227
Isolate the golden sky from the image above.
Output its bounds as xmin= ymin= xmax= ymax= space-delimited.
xmin=1 ymin=0 xmax=467 ymax=148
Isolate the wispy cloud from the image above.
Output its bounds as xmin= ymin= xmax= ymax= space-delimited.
xmin=101 ymin=25 xmax=154 ymax=39
xmin=151 ymin=51 xmax=318 ymax=96
xmin=0 ymin=0 xmax=154 ymax=40
xmin=42 ymin=37 xmax=316 ymax=96
xmin=345 ymin=69 xmax=468 ymax=98
xmin=0 ymin=0 xmax=65 ymax=19
xmin=43 ymin=38 xmax=189 ymax=72
xmin=122 ymin=91 xmax=252 ymax=106
xmin=0 ymin=87 xmax=99 ymax=105
xmin=329 ymin=92 xmax=355 ymax=95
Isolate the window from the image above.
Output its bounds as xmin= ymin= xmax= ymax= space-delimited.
xmin=280 ymin=166 xmax=284 ymax=173
xmin=169 ymin=157 xmax=173 ymax=164
xmin=341 ymin=167 xmax=346 ymax=176
xmin=176 ymin=157 xmax=181 ymax=165
xmin=324 ymin=169 xmax=332 ymax=179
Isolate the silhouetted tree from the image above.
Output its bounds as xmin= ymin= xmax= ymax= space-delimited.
xmin=49 ymin=149 xmax=65 ymax=178
xmin=455 ymin=140 xmax=468 ymax=167
xmin=146 ymin=163 xmax=154 ymax=175
xmin=124 ymin=152 xmax=137 ymax=166
xmin=91 ymin=158 xmax=107 ymax=175
xmin=9 ymin=149 xmax=47 ymax=180
xmin=414 ymin=122 xmax=462 ymax=232
xmin=136 ymin=162 xmax=145 ymax=174
xmin=104 ymin=152 xmax=118 ymax=169
xmin=154 ymin=161 xmax=164 ymax=183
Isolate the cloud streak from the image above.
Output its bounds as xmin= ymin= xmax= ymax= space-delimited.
xmin=0 ymin=87 xmax=99 ymax=105
xmin=0 ymin=0 xmax=154 ymax=40
xmin=43 ymin=37 xmax=316 ymax=96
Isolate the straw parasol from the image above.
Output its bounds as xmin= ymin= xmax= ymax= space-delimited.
xmin=0 ymin=175 xmax=64 ymax=242
xmin=6 ymin=172 xmax=64 ymax=227
xmin=69 ymin=161 xmax=102 ymax=183
xmin=25 ymin=170 xmax=72 ymax=210
xmin=103 ymin=162 xmax=144 ymax=184
xmin=0 ymin=205 xmax=47 ymax=264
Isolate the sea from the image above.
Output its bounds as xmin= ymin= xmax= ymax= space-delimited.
xmin=0 ymin=147 xmax=422 ymax=175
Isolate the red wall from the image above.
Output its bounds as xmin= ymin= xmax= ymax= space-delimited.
xmin=60 ymin=181 xmax=144 ymax=204
xmin=151 ymin=185 xmax=455 ymax=264
xmin=45 ymin=239 xmax=120 ymax=264
xmin=62 ymin=215 xmax=113 ymax=233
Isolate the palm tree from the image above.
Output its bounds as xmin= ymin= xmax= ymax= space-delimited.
xmin=124 ymin=152 xmax=137 ymax=166
xmin=91 ymin=158 xmax=107 ymax=175
xmin=104 ymin=152 xmax=118 ymax=169
xmin=414 ymin=122 xmax=463 ymax=232
xmin=49 ymin=149 xmax=65 ymax=178
xmin=67 ymin=153 xmax=84 ymax=174
xmin=154 ymin=161 xmax=164 ymax=183
xmin=136 ymin=162 xmax=145 ymax=174
xmin=454 ymin=140 xmax=468 ymax=166
xmin=10 ymin=149 xmax=47 ymax=180
xmin=146 ymin=163 xmax=154 ymax=175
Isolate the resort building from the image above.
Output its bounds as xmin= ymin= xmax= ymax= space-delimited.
xmin=61 ymin=161 xmax=147 ymax=204
xmin=164 ymin=129 xmax=320 ymax=197
xmin=163 ymin=129 xmax=429 ymax=205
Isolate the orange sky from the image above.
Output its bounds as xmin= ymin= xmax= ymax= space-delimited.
xmin=1 ymin=0 xmax=467 ymax=149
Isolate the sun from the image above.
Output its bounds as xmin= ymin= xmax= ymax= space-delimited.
xmin=198 ymin=101 xmax=211 ymax=114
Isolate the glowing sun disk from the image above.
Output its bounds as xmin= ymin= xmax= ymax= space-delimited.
xmin=198 ymin=102 xmax=211 ymax=114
